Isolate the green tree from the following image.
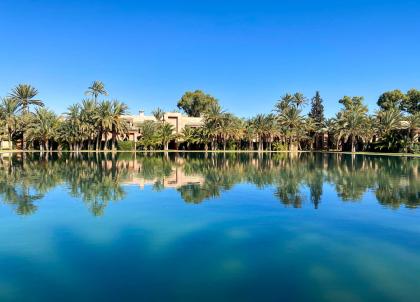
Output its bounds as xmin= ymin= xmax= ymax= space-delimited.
xmin=402 ymin=89 xmax=420 ymax=114
xmin=27 ymin=108 xmax=60 ymax=151
xmin=85 ymin=80 xmax=108 ymax=103
xmin=177 ymin=90 xmax=219 ymax=117
xmin=377 ymin=90 xmax=406 ymax=111
xmin=9 ymin=84 xmax=44 ymax=114
xmin=9 ymin=84 xmax=44 ymax=150
xmin=0 ymin=97 xmax=20 ymax=149
xmin=109 ymin=100 xmax=129 ymax=151
xmin=138 ymin=120 xmax=159 ymax=150
xmin=158 ymin=122 xmax=175 ymax=151
xmin=335 ymin=96 xmax=371 ymax=152
xmin=308 ymin=91 xmax=325 ymax=126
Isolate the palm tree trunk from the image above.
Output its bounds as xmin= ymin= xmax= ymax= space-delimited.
xmin=258 ymin=136 xmax=263 ymax=152
xmin=103 ymin=131 xmax=108 ymax=151
xmin=8 ymin=133 xmax=12 ymax=151
xmin=351 ymin=136 xmax=356 ymax=153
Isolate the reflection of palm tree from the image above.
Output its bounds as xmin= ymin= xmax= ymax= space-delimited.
xmin=1 ymin=152 xmax=419 ymax=217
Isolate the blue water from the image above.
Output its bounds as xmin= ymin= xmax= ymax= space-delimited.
xmin=0 ymin=152 xmax=419 ymax=301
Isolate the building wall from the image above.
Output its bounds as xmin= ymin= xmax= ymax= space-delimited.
xmin=119 ymin=111 xmax=203 ymax=142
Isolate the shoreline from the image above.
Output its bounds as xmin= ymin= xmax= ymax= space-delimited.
xmin=0 ymin=149 xmax=419 ymax=157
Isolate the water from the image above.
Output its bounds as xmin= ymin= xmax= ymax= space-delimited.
xmin=0 ymin=152 xmax=419 ymax=302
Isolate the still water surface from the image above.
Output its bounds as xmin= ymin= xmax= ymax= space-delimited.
xmin=0 ymin=152 xmax=419 ymax=301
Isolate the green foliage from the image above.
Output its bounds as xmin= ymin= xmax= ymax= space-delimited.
xmin=177 ymin=90 xmax=219 ymax=117
xmin=403 ymin=89 xmax=420 ymax=114
xmin=377 ymin=90 xmax=406 ymax=110
xmin=117 ymin=140 xmax=135 ymax=151
xmin=8 ymin=84 xmax=44 ymax=114
xmin=1 ymin=82 xmax=419 ymax=154
xmin=308 ymin=91 xmax=325 ymax=126
xmin=272 ymin=142 xmax=288 ymax=151
xmin=85 ymin=80 xmax=108 ymax=102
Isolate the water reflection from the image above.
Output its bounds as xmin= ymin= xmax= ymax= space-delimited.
xmin=0 ymin=152 xmax=419 ymax=216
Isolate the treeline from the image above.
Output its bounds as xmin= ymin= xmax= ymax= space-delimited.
xmin=0 ymin=81 xmax=419 ymax=153
xmin=1 ymin=152 xmax=419 ymax=216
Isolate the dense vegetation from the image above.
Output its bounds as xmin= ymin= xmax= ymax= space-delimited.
xmin=0 ymin=82 xmax=419 ymax=153
xmin=0 ymin=152 xmax=418 ymax=216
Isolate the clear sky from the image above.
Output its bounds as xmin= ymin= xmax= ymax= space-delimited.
xmin=0 ymin=0 xmax=419 ymax=118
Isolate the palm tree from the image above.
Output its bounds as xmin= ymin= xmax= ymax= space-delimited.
xmin=334 ymin=101 xmax=371 ymax=152
xmin=204 ymin=103 xmax=225 ymax=150
xmin=27 ymin=108 xmax=59 ymax=151
xmin=252 ymin=114 xmax=268 ymax=152
xmin=158 ymin=123 xmax=175 ymax=151
xmin=181 ymin=126 xmax=197 ymax=149
xmin=219 ymin=113 xmax=243 ymax=151
xmin=293 ymin=92 xmax=307 ymax=108
xmin=80 ymin=99 xmax=98 ymax=150
xmin=85 ymin=81 xmax=108 ymax=103
xmin=109 ymin=100 xmax=129 ymax=151
xmin=152 ymin=107 xmax=165 ymax=123
xmin=278 ymin=107 xmax=305 ymax=151
xmin=138 ymin=120 xmax=159 ymax=150
xmin=9 ymin=84 xmax=44 ymax=114
xmin=0 ymin=97 xmax=20 ymax=149
xmin=375 ymin=108 xmax=402 ymax=137
xmin=9 ymin=84 xmax=44 ymax=150
xmin=403 ymin=113 xmax=420 ymax=152
xmin=243 ymin=119 xmax=256 ymax=150
xmin=64 ymin=104 xmax=83 ymax=151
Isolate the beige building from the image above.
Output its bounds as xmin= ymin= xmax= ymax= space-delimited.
xmin=122 ymin=110 xmax=203 ymax=143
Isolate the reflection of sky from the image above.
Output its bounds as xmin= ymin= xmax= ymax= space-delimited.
xmin=1 ymin=182 xmax=420 ymax=301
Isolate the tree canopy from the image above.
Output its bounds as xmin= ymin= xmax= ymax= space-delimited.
xmin=177 ymin=90 xmax=219 ymax=117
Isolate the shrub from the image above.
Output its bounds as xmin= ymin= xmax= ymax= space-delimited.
xmin=272 ymin=142 xmax=288 ymax=151
xmin=117 ymin=141 xmax=136 ymax=151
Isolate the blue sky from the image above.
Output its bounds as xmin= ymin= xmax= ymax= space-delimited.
xmin=0 ymin=0 xmax=419 ymax=118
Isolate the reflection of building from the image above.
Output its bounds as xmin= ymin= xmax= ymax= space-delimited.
xmin=1 ymin=141 xmax=12 ymax=150
xmin=101 ymin=159 xmax=204 ymax=189
xmin=122 ymin=111 xmax=203 ymax=143
xmin=123 ymin=166 xmax=204 ymax=189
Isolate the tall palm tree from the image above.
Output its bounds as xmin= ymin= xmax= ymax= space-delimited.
xmin=85 ymin=80 xmax=108 ymax=103
xmin=252 ymin=114 xmax=268 ymax=152
xmin=94 ymin=101 xmax=113 ymax=150
xmin=218 ymin=113 xmax=243 ymax=151
xmin=64 ymin=104 xmax=83 ymax=151
xmin=80 ymin=99 xmax=98 ymax=150
xmin=243 ymin=119 xmax=256 ymax=150
xmin=275 ymin=94 xmax=294 ymax=113
xmin=293 ymin=92 xmax=307 ymax=108
xmin=278 ymin=107 xmax=306 ymax=151
xmin=204 ymin=102 xmax=225 ymax=150
xmin=0 ymin=97 xmax=20 ymax=149
xmin=109 ymin=100 xmax=129 ymax=151
xmin=9 ymin=84 xmax=44 ymax=150
xmin=9 ymin=84 xmax=44 ymax=114
xmin=334 ymin=102 xmax=371 ymax=152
